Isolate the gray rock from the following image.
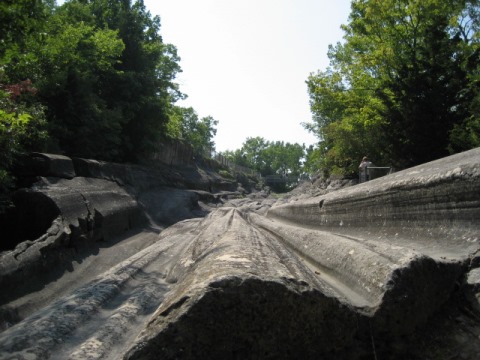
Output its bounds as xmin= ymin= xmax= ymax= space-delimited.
xmin=465 ymin=267 xmax=480 ymax=312
xmin=268 ymin=147 xmax=480 ymax=259
xmin=0 ymin=176 xmax=145 ymax=306
xmin=0 ymin=148 xmax=479 ymax=359
xmin=30 ymin=153 xmax=76 ymax=179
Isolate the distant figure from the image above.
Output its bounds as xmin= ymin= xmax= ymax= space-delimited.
xmin=359 ymin=156 xmax=373 ymax=183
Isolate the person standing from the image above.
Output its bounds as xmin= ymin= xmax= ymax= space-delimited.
xmin=358 ymin=156 xmax=372 ymax=183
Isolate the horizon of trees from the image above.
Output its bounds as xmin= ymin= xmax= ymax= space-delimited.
xmin=2 ymin=0 xmax=480 ymax=194
xmin=220 ymin=136 xmax=307 ymax=191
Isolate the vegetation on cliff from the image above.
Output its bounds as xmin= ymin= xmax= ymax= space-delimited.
xmin=0 ymin=0 xmax=217 ymax=193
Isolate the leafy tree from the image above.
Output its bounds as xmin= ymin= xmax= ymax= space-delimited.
xmin=167 ymin=106 xmax=218 ymax=156
xmin=0 ymin=1 xmax=51 ymax=193
xmin=306 ymin=0 xmax=480 ymax=174
xmin=303 ymin=145 xmax=322 ymax=175
xmin=262 ymin=141 xmax=305 ymax=178
xmin=0 ymin=77 xmax=47 ymax=193
xmin=222 ymin=137 xmax=305 ymax=178
xmin=37 ymin=18 xmax=125 ymax=159
xmin=219 ymin=149 xmax=250 ymax=168
xmin=0 ymin=0 xmax=55 ymax=59
xmin=93 ymin=0 xmax=184 ymax=161
xmin=1 ymin=0 xmax=184 ymax=162
xmin=447 ymin=0 xmax=480 ymax=152
xmin=241 ymin=137 xmax=269 ymax=174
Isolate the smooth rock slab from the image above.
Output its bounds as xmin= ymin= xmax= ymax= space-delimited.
xmin=268 ymin=147 xmax=480 ymax=259
xmin=123 ymin=202 xmax=465 ymax=359
xmin=124 ymin=207 xmax=360 ymax=359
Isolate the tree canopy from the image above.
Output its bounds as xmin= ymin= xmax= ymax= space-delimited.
xmin=0 ymin=0 xmax=219 ymax=193
xmin=166 ymin=106 xmax=218 ymax=156
xmin=305 ymin=0 xmax=480 ymax=175
xmin=221 ymin=137 xmax=306 ymax=191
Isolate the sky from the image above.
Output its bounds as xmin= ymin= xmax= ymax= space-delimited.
xmin=144 ymin=1 xmax=352 ymax=152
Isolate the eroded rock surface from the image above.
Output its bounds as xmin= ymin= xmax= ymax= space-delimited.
xmin=1 ymin=149 xmax=480 ymax=359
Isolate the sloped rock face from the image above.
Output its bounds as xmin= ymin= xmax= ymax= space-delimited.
xmin=268 ymin=148 xmax=480 ymax=253
xmin=123 ymin=208 xmax=358 ymax=359
xmin=0 ymin=153 xmax=237 ymax=314
xmin=0 ymin=176 xmax=145 ymax=306
xmin=0 ymin=149 xmax=479 ymax=359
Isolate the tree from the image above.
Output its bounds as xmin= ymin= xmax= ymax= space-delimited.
xmin=306 ymin=0 xmax=480 ymax=174
xmin=223 ymin=137 xmax=305 ymax=177
xmin=447 ymin=0 xmax=480 ymax=152
xmin=36 ymin=16 xmax=126 ymax=159
xmin=0 ymin=0 xmax=55 ymax=59
xmin=0 ymin=1 xmax=52 ymax=193
xmin=241 ymin=137 xmax=269 ymax=174
xmin=1 ymin=0 xmax=184 ymax=162
xmin=0 ymin=77 xmax=47 ymax=193
xmin=93 ymin=0 xmax=184 ymax=161
xmin=262 ymin=141 xmax=305 ymax=178
xmin=167 ymin=106 xmax=218 ymax=156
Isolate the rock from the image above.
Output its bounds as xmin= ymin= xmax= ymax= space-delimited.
xmin=268 ymin=147 xmax=480 ymax=259
xmin=32 ymin=176 xmax=145 ymax=242
xmin=3 ymin=189 xmax=60 ymax=249
xmin=72 ymin=157 xmax=169 ymax=191
xmin=137 ymin=187 xmax=207 ymax=226
xmin=465 ymin=268 xmax=480 ymax=312
xmin=250 ymin=212 xmax=463 ymax=335
xmin=0 ymin=176 xmax=145 ymax=306
xmin=0 ymin=149 xmax=479 ymax=359
xmin=30 ymin=153 xmax=76 ymax=179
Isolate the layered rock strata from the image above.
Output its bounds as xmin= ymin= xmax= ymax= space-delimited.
xmin=0 ymin=153 xmax=236 ymax=313
xmin=0 ymin=148 xmax=479 ymax=359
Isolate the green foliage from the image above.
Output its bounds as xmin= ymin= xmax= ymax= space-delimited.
xmin=262 ymin=141 xmax=305 ymax=177
xmin=306 ymin=0 xmax=480 ymax=173
xmin=0 ymin=0 xmax=55 ymax=58
xmin=218 ymin=169 xmax=234 ymax=179
xmin=222 ymin=137 xmax=306 ymax=178
xmin=241 ymin=137 xmax=269 ymax=174
xmin=166 ymin=106 xmax=218 ymax=156
xmin=1 ymin=0 xmax=184 ymax=162
xmin=0 ymin=78 xmax=48 ymax=193
xmin=302 ymin=145 xmax=322 ymax=175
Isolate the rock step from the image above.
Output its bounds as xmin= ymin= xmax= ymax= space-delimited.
xmin=251 ymin=213 xmax=417 ymax=308
xmin=250 ymin=213 xmax=463 ymax=331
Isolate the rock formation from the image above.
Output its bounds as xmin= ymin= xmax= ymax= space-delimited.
xmin=0 ymin=148 xmax=479 ymax=359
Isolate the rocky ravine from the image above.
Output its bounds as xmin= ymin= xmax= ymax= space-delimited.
xmin=0 ymin=149 xmax=480 ymax=359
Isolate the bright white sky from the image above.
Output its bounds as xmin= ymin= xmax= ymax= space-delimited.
xmin=145 ymin=1 xmax=352 ymax=152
